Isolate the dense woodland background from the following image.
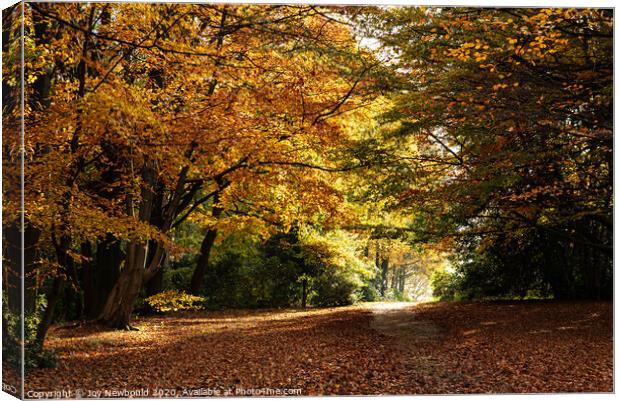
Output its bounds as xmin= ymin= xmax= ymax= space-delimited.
xmin=1 ymin=3 xmax=612 ymax=372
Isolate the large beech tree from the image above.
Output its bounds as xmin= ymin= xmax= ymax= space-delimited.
xmin=17 ymin=3 xmax=375 ymax=334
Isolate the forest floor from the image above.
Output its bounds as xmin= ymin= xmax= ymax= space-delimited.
xmin=24 ymin=301 xmax=612 ymax=396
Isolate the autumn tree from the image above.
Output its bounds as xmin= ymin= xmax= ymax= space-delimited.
xmin=360 ymin=7 xmax=612 ymax=299
xmin=18 ymin=2 xmax=377 ymax=336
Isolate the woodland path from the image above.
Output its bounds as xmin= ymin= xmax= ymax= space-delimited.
xmin=369 ymin=302 xmax=443 ymax=345
xmin=23 ymin=301 xmax=612 ymax=396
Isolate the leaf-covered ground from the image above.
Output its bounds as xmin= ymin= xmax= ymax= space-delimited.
xmin=24 ymin=301 xmax=612 ymax=396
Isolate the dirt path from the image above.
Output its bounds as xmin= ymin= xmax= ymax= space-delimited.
xmin=368 ymin=302 xmax=447 ymax=390
xmin=26 ymin=305 xmax=420 ymax=396
xmin=23 ymin=301 xmax=612 ymax=396
xmin=369 ymin=302 xmax=443 ymax=346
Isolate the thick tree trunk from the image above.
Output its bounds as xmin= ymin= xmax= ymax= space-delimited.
xmin=82 ymin=237 xmax=123 ymax=318
xmin=99 ymin=164 xmax=156 ymax=328
xmin=99 ymin=268 xmax=143 ymax=329
xmin=96 ymin=136 xmax=194 ymax=325
xmin=99 ymin=242 xmax=146 ymax=329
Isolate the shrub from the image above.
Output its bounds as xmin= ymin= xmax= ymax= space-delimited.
xmin=26 ymin=342 xmax=58 ymax=370
xmin=312 ymin=269 xmax=359 ymax=307
xmin=145 ymin=290 xmax=205 ymax=312
xmin=2 ymin=293 xmax=58 ymax=371
xmin=358 ymin=283 xmax=380 ymax=302
xmin=386 ymin=288 xmax=411 ymax=302
xmin=430 ymin=270 xmax=459 ymax=301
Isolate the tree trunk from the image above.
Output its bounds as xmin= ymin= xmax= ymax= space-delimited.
xmin=65 ymin=250 xmax=84 ymax=320
xmin=398 ymin=267 xmax=406 ymax=294
xmin=145 ymin=188 xmax=166 ymax=298
xmin=99 ymin=242 xmax=146 ymax=329
xmin=189 ymin=188 xmax=223 ymax=294
xmin=391 ymin=267 xmax=399 ymax=290
xmin=36 ymin=230 xmax=77 ymax=342
xmin=83 ymin=236 xmax=123 ymax=319
xmin=99 ymin=164 xmax=156 ymax=328
xmin=380 ymin=258 xmax=389 ymax=298
xmin=98 ymin=271 xmax=143 ymax=329
xmin=3 ymin=223 xmax=23 ymax=314
xmin=189 ymin=228 xmax=219 ymax=294
xmin=81 ymin=242 xmax=95 ymax=318
xmin=301 ymin=279 xmax=308 ymax=308
xmin=36 ymin=276 xmax=64 ymax=343
xmin=24 ymin=224 xmax=41 ymax=312
xmin=34 ymin=8 xmax=96 ymax=344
